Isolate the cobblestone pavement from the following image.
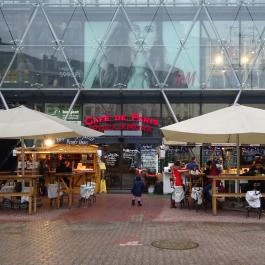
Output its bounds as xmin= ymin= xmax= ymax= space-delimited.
xmin=0 ymin=194 xmax=265 ymax=265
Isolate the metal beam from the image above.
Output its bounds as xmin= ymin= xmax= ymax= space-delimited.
xmin=39 ymin=2 xmax=81 ymax=120
xmin=161 ymin=89 xmax=178 ymax=123
xmin=0 ymin=4 xmax=39 ymax=109
xmin=163 ymin=4 xmax=202 ymax=87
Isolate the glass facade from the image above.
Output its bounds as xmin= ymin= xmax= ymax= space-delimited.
xmin=0 ymin=1 xmax=265 ymax=122
xmin=2 ymin=0 xmax=265 ymax=189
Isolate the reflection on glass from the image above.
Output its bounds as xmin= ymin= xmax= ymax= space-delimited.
xmin=85 ymin=20 xmax=188 ymax=89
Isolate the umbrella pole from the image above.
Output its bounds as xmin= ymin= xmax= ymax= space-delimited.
xmin=236 ymin=134 xmax=240 ymax=192
xmin=21 ymin=137 xmax=25 ymax=176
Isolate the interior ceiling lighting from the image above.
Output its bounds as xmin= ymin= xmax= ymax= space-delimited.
xmin=214 ymin=55 xmax=223 ymax=65
xmin=241 ymin=56 xmax=249 ymax=64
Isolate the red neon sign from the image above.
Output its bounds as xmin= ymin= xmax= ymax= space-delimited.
xmin=84 ymin=113 xmax=159 ymax=133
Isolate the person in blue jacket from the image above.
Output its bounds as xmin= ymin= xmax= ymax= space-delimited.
xmin=186 ymin=156 xmax=198 ymax=171
xmin=131 ymin=170 xmax=145 ymax=206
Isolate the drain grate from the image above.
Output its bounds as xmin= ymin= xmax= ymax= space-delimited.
xmin=151 ymin=239 xmax=199 ymax=250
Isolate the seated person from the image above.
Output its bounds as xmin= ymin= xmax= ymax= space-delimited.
xmin=244 ymin=159 xmax=265 ymax=189
xmin=203 ymin=160 xmax=221 ymax=202
xmin=248 ymin=158 xmax=265 ymax=175
xmin=56 ymin=160 xmax=72 ymax=173
xmin=190 ymin=165 xmax=201 ymax=175
xmin=56 ymin=160 xmax=72 ymax=186
xmin=241 ymin=160 xmax=258 ymax=176
xmin=248 ymin=159 xmax=265 ymax=209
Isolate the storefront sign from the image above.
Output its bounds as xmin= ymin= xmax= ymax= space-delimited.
xmin=84 ymin=113 xmax=159 ymax=133
xmin=56 ymin=137 xmax=96 ymax=145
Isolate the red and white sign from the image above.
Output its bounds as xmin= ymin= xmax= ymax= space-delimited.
xmin=84 ymin=113 xmax=159 ymax=134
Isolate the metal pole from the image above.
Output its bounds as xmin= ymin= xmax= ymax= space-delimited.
xmin=161 ymin=90 xmax=178 ymax=123
xmin=21 ymin=137 xmax=25 ymax=176
xmin=236 ymin=134 xmax=240 ymax=192
xmin=0 ymin=91 xmax=8 ymax=109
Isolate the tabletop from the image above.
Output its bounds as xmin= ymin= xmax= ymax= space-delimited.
xmin=207 ymin=174 xmax=265 ymax=180
xmin=0 ymin=175 xmax=40 ymax=180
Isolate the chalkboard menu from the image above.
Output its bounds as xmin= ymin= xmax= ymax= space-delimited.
xmin=201 ymin=146 xmax=223 ymax=165
xmin=165 ymin=146 xmax=190 ymax=165
xmin=202 ymin=145 xmax=237 ymax=169
xmin=123 ymin=149 xmax=140 ymax=168
xmin=141 ymin=146 xmax=158 ymax=173
xmin=241 ymin=146 xmax=265 ymax=165
xmin=104 ymin=152 xmax=119 ymax=167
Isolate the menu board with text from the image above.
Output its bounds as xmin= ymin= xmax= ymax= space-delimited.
xmin=141 ymin=146 xmax=158 ymax=173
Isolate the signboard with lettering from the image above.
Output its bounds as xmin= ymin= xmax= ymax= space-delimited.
xmin=104 ymin=152 xmax=120 ymax=167
xmin=56 ymin=136 xmax=96 ymax=145
xmin=141 ymin=145 xmax=158 ymax=173
xmin=123 ymin=148 xmax=140 ymax=168
xmin=84 ymin=113 xmax=159 ymax=135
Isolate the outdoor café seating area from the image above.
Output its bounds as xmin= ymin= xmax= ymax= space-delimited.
xmin=1 ymin=142 xmax=265 ymax=218
xmin=0 ymin=144 xmax=105 ymax=214
xmin=162 ymin=154 xmax=265 ymax=218
xmin=0 ymin=167 xmax=265 ymax=220
xmin=0 ymin=171 xmax=99 ymax=213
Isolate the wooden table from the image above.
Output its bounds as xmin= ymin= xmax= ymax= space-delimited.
xmin=75 ymin=170 xmax=96 ymax=183
xmin=209 ymin=174 xmax=265 ymax=215
xmin=0 ymin=175 xmax=38 ymax=214
xmin=47 ymin=171 xmax=87 ymax=208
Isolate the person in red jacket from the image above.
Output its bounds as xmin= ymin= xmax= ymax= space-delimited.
xmin=170 ymin=161 xmax=185 ymax=208
xmin=171 ymin=161 xmax=184 ymax=186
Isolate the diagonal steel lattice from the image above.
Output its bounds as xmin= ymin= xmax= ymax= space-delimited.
xmin=0 ymin=0 xmax=264 ymax=120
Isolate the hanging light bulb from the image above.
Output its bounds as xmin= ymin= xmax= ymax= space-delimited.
xmin=44 ymin=138 xmax=55 ymax=147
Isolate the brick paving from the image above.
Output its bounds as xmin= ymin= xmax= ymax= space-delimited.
xmin=0 ymin=194 xmax=265 ymax=265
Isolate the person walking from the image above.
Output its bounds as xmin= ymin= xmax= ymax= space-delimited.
xmin=131 ymin=170 xmax=145 ymax=206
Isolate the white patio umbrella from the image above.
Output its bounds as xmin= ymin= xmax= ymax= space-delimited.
xmin=0 ymin=105 xmax=103 ymax=139
xmin=161 ymin=104 xmax=265 ymax=175
xmin=0 ymin=105 xmax=103 ymax=174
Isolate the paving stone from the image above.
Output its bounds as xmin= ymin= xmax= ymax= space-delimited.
xmin=0 ymin=194 xmax=264 ymax=265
